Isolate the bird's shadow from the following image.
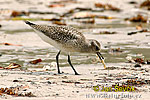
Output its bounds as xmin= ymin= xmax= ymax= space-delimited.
xmin=25 ymin=71 xmax=81 ymax=76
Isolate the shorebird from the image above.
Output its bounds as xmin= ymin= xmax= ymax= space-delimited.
xmin=24 ymin=21 xmax=106 ymax=75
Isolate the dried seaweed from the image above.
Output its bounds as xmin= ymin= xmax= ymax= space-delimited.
xmin=52 ymin=21 xmax=66 ymax=25
xmin=79 ymin=19 xmax=95 ymax=24
xmin=127 ymin=29 xmax=150 ymax=35
xmin=62 ymin=80 xmax=82 ymax=84
xmin=110 ymin=48 xmax=123 ymax=53
xmin=29 ymin=59 xmax=42 ymax=64
xmin=11 ymin=11 xmax=29 ymax=17
xmin=140 ymin=0 xmax=150 ymax=7
xmin=125 ymin=79 xmax=148 ymax=86
xmin=125 ymin=14 xmax=148 ymax=23
xmin=61 ymin=7 xmax=103 ymax=17
xmin=0 ymin=63 xmax=21 ymax=69
xmin=134 ymin=58 xmax=145 ymax=64
xmin=99 ymin=31 xmax=117 ymax=34
xmin=0 ymin=86 xmax=35 ymax=97
xmin=95 ymin=3 xmax=121 ymax=12
xmin=48 ymin=4 xmax=65 ymax=8
xmin=0 ymin=43 xmax=22 ymax=46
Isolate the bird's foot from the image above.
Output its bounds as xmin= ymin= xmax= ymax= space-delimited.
xmin=75 ymin=73 xmax=80 ymax=75
xmin=58 ymin=71 xmax=65 ymax=74
xmin=58 ymin=71 xmax=62 ymax=74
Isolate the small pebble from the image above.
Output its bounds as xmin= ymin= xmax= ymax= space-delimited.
xmin=134 ymin=64 xmax=141 ymax=68
xmin=47 ymin=81 xmax=51 ymax=84
xmin=13 ymin=80 xmax=19 ymax=82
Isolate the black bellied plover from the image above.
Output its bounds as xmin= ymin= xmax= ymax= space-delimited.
xmin=24 ymin=21 xmax=106 ymax=75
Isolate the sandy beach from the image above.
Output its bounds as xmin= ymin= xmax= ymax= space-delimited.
xmin=0 ymin=0 xmax=150 ymax=99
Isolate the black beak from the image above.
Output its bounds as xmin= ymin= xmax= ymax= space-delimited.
xmin=96 ymin=52 xmax=106 ymax=69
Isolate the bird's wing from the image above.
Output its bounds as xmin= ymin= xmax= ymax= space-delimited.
xmin=46 ymin=25 xmax=86 ymax=43
xmin=25 ymin=21 xmax=85 ymax=43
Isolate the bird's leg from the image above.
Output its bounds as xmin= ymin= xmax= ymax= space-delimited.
xmin=68 ymin=55 xmax=79 ymax=75
xmin=56 ymin=51 xmax=61 ymax=74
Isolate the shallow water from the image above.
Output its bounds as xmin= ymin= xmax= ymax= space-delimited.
xmin=0 ymin=25 xmax=150 ymax=68
xmin=1 ymin=0 xmax=150 ymax=99
xmin=0 ymin=0 xmax=150 ymax=68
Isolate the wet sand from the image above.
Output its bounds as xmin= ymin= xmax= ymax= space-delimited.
xmin=0 ymin=0 xmax=150 ymax=99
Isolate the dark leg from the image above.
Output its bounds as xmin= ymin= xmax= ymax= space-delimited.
xmin=68 ymin=55 xmax=79 ymax=75
xmin=56 ymin=51 xmax=61 ymax=74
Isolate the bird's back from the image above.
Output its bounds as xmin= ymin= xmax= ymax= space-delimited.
xmin=25 ymin=21 xmax=86 ymax=52
xmin=25 ymin=21 xmax=85 ymax=44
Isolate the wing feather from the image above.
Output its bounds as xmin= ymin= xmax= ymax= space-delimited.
xmin=31 ymin=24 xmax=85 ymax=43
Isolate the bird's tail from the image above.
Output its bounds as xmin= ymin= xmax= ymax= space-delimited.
xmin=24 ymin=20 xmax=49 ymax=34
xmin=24 ymin=20 xmax=36 ymax=26
xmin=24 ymin=20 xmax=41 ymax=31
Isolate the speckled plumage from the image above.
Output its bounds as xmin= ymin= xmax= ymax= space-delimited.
xmin=25 ymin=21 xmax=100 ymax=53
xmin=25 ymin=21 xmax=106 ymax=74
xmin=31 ymin=24 xmax=85 ymax=43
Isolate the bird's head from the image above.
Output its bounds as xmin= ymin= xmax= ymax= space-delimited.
xmin=88 ymin=39 xmax=106 ymax=69
xmin=88 ymin=39 xmax=101 ymax=52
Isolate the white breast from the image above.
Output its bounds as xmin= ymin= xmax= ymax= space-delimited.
xmin=34 ymin=30 xmax=67 ymax=52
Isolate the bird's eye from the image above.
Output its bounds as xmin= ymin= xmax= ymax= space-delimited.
xmin=96 ymin=46 xmax=99 ymax=51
